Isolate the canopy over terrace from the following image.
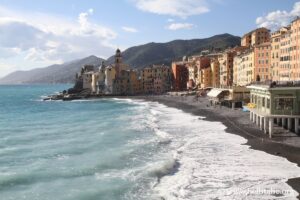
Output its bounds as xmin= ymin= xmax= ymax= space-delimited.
xmin=207 ymin=88 xmax=230 ymax=106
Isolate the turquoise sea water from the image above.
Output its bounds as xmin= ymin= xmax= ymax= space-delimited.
xmin=1 ymin=85 xmax=300 ymax=200
xmin=0 ymin=85 xmax=165 ymax=199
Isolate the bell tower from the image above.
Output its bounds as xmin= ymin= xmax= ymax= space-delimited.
xmin=115 ymin=48 xmax=122 ymax=65
xmin=115 ymin=48 xmax=122 ymax=77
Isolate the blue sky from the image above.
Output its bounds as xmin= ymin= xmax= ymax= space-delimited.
xmin=0 ymin=0 xmax=298 ymax=77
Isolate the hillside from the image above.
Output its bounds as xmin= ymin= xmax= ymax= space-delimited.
xmin=107 ymin=33 xmax=241 ymax=68
xmin=0 ymin=33 xmax=240 ymax=84
xmin=0 ymin=56 xmax=104 ymax=84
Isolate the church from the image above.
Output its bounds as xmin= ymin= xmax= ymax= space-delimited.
xmin=88 ymin=49 xmax=141 ymax=95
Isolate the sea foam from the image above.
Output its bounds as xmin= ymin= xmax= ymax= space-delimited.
xmin=142 ymin=100 xmax=300 ymax=200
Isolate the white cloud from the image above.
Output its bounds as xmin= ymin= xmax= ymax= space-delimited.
xmin=0 ymin=7 xmax=118 ymax=77
xmin=166 ymin=23 xmax=194 ymax=30
xmin=88 ymin=8 xmax=94 ymax=14
xmin=256 ymin=2 xmax=300 ymax=31
xmin=122 ymin=26 xmax=138 ymax=33
xmin=167 ymin=18 xmax=175 ymax=22
xmin=133 ymin=0 xmax=209 ymax=18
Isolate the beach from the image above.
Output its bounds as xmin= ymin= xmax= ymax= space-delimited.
xmin=137 ymin=94 xmax=300 ymax=199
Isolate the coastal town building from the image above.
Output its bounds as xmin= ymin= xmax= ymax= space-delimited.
xmin=199 ymin=66 xmax=212 ymax=88
xmin=241 ymin=27 xmax=270 ymax=48
xmin=141 ymin=65 xmax=172 ymax=94
xmin=233 ymin=49 xmax=255 ymax=86
xmin=254 ymin=42 xmax=271 ymax=82
xmin=208 ymin=86 xmax=250 ymax=109
xmin=248 ymin=82 xmax=300 ymax=137
xmin=219 ymin=51 xmax=236 ymax=87
xmin=113 ymin=70 xmax=140 ymax=95
xmin=211 ymin=58 xmax=220 ymax=88
xmin=114 ymin=49 xmax=129 ymax=77
xmin=279 ymin=26 xmax=292 ymax=81
xmin=196 ymin=57 xmax=211 ymax=88
xmin=105 ymin=66 xmax=116 ymax=94
xmin=270 ymin=27 xmax=289 ymax=81
xmin=172 ymin=59 xmax=188 ymax=91
xmin=187 ymin=62 xmax=197 ymax=89
xmin=81 ymin=65 xmax=95 ymax=90
xmin=91 ymin=62 xmax=106 ymax=94
xmin=269 ymin=17 xmax=300 ymax=81
xmin=290 ymin=17 xmax=300 ymax=81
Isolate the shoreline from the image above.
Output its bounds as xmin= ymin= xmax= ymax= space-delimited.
xmin=131 ymin=94 xmax=300 ymax=199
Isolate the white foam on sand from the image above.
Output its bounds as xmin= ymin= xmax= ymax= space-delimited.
xmin=142 ymin=101 xmax=300 ymax=200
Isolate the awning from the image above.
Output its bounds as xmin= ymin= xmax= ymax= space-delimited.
xmin=207 ymin=89 xmax=223 ymax=98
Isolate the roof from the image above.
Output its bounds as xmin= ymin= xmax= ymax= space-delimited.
xmin=207 ymin=89 xmax=227 ymax=98
xmin=242 ymin=27 xmax=270 ymax=38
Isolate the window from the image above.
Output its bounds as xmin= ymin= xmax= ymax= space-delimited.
xmin=267 ymin=99 xmax=270 ymax=108
xmin=262 ymin=97 xmax=265 ymax=107
xmin=275 ymin=97 xmax=294 ymax=110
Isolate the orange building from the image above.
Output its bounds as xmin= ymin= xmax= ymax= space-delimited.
xmin=219 ymin=51 xmax=236 ymax=87
xmin=290 ymin=17 xmax=300 ymax=80
xmin=241 ymin=27 xmax=270 ymax=48
xmin=271 ymin=27 xmax=289 ymax=81
xmin=279 ymin=26 xmax=292 ymax=81
xmin=211 ymin=58 xmax=220 ymax=87
xmin=254 ymin=42 xmax=271 ymax=82
xmin=172 ymin=61 xmax=188 ymax=91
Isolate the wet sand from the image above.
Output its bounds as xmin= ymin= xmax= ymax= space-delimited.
xmin=134 ymin=94 xmax=300 ymax=199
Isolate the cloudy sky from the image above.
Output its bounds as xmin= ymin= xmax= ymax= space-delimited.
xmin=0 ymin=0 xmax=298 ymax=77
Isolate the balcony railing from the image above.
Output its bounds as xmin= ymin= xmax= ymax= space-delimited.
xmin=250 ymin=80 xmax=300 ymax=88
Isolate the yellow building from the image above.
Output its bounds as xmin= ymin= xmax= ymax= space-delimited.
xmin=218 ymin=51 xmax=236 ymax=87
xmin=234 ymin=49 xmax=255 ymax=86
xmin=233 ymin=54 xmax=241 ymax=86
xmin=114 ymin=49 xmax=129 ymax=77
xmin=199 ymin=67 xmax=212 ymax=88
xmin=91 ymin=63 xmax=106 ymax=94
xmin=187 ymin=62 xmax=198 ymax=88
xmin=290 ymin=17 xmax=300 ymax=80
xmin=211 ymin=59 xmax=220 ymax=87
xmin=105 ymin=66 xmax=116 ymax=94
xmin=271 ymin=27 xmax=288 ymax=81
xmin=141 ymin=65 xmax=172 ymax=94
xmin=279 ymin=26 xmax=291 ymax=81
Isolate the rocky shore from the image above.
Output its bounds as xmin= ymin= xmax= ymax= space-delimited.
xmin=134 ymin=94 xmax=300 ymax=199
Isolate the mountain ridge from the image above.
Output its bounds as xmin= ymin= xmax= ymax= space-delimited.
xmin=0 ymin=33 xmax=241 ymax=84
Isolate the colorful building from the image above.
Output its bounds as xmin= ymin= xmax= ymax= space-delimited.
xmin=196 ymin=57 xmax=211 ymax=88
xmin=233 ymin=49 xmax=255 ymax=86
xmin=254 ymin=42 xmax=271 ymax=82
xmin=219 ymin=51 xmax=236 ymax=87
xmin=279 ymin=26 xmax=292 ymax=81
xmin=141 ymin=65 xmax=172 ymax=94
xmin=271 ymin=27 xmax=289 ymax=81
xmin=248 ymin=82 xmax=300 ymax=137
xmin=187 ymin=62 xmax=197 ymax=89
xmin=172 ymin=61 xmax=188 ymax=91
xmin=290 ymin=17 xmax=300 ymax=80
xmin=241 ymin=27 xmax=270 ymax=48
xmin=105 ymin=66 xmax=116 ymax=94
xmin=211 ymin=58 xmax=220 ymax=88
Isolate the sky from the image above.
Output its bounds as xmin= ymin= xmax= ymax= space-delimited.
xmin=0 ymin=0 xmax=299 ymax=77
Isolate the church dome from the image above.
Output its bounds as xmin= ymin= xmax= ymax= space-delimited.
xmin=116 ymin=48 xmax=121 ymax=54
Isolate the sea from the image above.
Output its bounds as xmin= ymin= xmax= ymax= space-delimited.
xmin=1 ymin=84 xmax=300 ymax=200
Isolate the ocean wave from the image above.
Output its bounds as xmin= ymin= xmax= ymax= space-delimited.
xmin=147 ymin=157 xmax=179 ymax=179
xmin=149 ymin=104 xmax=300 ymax=200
